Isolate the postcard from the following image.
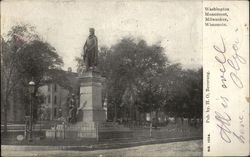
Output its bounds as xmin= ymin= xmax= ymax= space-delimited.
xmin=1 ymin=0 xmax=249 ymax=156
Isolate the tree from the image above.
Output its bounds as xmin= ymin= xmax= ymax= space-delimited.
xmin=77 ymin=37 xmax=168 ymax=121
xmin=183 ymin=68 xmax=203 ymax=119
xmin=76 ymin=36 xmax=202 ymax=124
xmin=162 ymin=65 xmax=203 ymax=120
xmin=17 ymin=39 xmax=63 ymax=120
xmin=1 ymin=27 xmax=35 ymax=133
xmin=1 ymin=24 xmax=63 ymax=133
xmin=1 ymin=37 xmax=20 ymax=134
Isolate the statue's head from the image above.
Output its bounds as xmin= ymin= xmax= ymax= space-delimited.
xmin=89 ymin=28 xmax=95 ymax=35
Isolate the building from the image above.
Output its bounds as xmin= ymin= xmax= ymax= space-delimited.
xmin=1 ymin=68 xmax=79 ymax=123
xmin=1 ymin=83 xmax=26 ymax=123
xmin=39 ymin=83 xmax=67 ymax=120
xmin=38 ymin=68 xmax=79 ymax=121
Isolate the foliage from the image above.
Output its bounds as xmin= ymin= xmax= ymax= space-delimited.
xmin=1 ymin=24 xmax=64 ymax=131
xmin=77 ymin=37 xmax=202 ymax=122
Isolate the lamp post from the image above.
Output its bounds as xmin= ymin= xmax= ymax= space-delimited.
xmin=28 ymin=80 xmax=35 ymax=142
xmin=103 ymin=98 xmax=108 ymax=121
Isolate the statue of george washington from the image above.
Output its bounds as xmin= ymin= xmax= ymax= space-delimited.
xmin=83 ymin=28 xmax=98 ymax=71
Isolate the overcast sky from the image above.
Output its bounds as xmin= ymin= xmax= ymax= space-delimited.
xmin=2 ymin=0 xmax=202 ymax=71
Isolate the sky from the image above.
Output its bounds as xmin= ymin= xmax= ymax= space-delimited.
xmin=1 ymin=0 xmax=203 ymax=71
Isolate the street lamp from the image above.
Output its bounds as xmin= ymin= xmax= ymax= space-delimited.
xmin=28 ymin=80 xmax=35 ymax=142
xmin=103 ymin=98 xmax=108 ymax=121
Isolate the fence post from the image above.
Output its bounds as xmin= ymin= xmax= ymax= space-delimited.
xmin=63 ymin=122 xmax=65 ymax=139
xmin=24 ymin=116 xmax=29 ymax=140
xmin=54 ymin=123 xmax=57 ymax=140
xmin=149 ymin=122 xmax=152 ymax=138
xmin=96 ymin=122 xmax=99 ymax=142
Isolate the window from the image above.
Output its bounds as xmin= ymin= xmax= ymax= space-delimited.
xmin=48 ymin=95 xmax=51 ymax=103
xmin=48 ymin=84 xmax=51 ymax=91
xmin=54 ymin=96 xmax=57 ymax=104
xmin=54 ymin=108 xmax=57 ymax=117
xmin=54 ymin=84 xmax=57 ymax=92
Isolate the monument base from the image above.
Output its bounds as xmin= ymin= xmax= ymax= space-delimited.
xmin=82 ymin=109 xmax=106 ymax=122
xmin=77 ymin=70 xmax=106 ymax=122
xmin=45 ymin=70 xmax=133 ymax=140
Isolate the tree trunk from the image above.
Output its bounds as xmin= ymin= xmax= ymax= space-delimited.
xmin=155 ymin=109 xmax=159 ymax=129
xmin=156 ymin=109 xmax=159 ymax=123
xmin=130 ymin=103 xmax=132 ymax=121
xmin=114 ymin=103 xmax=117 ymax=122
xmin=3 ymin=100 xmax=8 ymax=135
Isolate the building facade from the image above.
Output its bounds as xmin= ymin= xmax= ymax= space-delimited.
xmin=38 ymin=83 xmax=69 ymax=120
xmin=38 ymin=69 xmax=79 ymax=121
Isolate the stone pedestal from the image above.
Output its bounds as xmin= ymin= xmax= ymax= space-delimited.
xmin=46 ymin=70 xmax=132 ymax=140
xmin=78 ymin=70 xmax=106 ymax=122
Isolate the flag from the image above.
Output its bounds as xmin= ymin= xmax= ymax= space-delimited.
xmin=13 ymin=34 xmax=29 ymax=42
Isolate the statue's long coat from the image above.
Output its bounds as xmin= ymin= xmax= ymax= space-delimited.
xmin=83 ymin=35 xmax=98 ymax=68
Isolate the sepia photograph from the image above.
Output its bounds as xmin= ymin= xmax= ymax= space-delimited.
xmin=1 ymin=0 xmax=205 ymax=156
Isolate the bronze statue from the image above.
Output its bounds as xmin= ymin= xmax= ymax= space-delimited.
xmin=68 ymin=94 xmax=77 ymax=123
xmin=83 ymin=28 xmax=98 ymax=71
